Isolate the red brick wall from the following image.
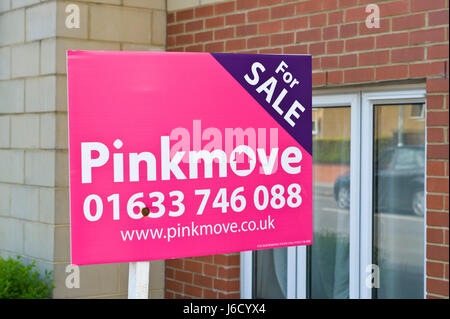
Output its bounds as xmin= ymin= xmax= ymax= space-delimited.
xmin=166 ymin=0 xmax=449 ymax=299
xmin=165 ymin=253 xmax=240 ymax=299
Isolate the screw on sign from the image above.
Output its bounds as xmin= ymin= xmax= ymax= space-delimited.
xmin=67 ymin=51 xmax=312 ymax=298
xmin=141 ymin=207 xmax=150 ymax=217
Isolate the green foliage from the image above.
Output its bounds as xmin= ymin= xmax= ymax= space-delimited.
xmin=313 ymin=137 xmax=394 ymax=164
xmin=313 ymin=138 xmax=351 ymax=164
xmin=0 ymin=256 xmax=53 ymax=299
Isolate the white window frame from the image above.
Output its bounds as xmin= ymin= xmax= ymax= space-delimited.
xmin=360 ymin=89 xmax=426 ymax=299
xmin=241 ymin=88 xmax=426 ymax=299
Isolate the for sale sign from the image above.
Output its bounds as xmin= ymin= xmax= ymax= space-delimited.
xmin=67 ymin=51 xmax=312 ymax=265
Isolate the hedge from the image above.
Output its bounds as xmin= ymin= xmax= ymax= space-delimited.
xmin=0 ymin=256 xmax=53 ymax=299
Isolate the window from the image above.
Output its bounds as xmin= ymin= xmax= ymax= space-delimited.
xmin=309 ymin=106 xmax=351 ymax=299
xmin=372 ymin=103 xmax=425 ymax=298
xmin=253 ymin=248 xmax=288 ymax=298
xmin=392 ymin=147 xmax=425 ymax=170
xmin=409 ymin=103 xmax=425 ymax=119
xmin=312 ymin=120 xmax=318 ymax=137
xmin=241 ymin=88 xmax=426 ymax=299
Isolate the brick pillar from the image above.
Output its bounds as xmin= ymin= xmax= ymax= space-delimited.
xmin=425 ymin=77 xmax=449 ymax=298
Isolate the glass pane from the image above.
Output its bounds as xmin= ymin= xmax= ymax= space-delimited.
xmin=309 ymin=107 xmax=351 ymax=298
xmin=373 ymin=104 xmax=425 ymax=299
xmin=253 ymin=248 xmax=287 ymax=298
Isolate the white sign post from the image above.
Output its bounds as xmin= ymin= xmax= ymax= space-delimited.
xmin=128 ymin=261 xmax=150 ymax=299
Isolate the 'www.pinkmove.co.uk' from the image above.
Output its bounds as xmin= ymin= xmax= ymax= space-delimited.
xmin=120 ymin=215 xmax=275 ymax=243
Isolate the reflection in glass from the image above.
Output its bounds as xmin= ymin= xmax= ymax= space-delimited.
xmin=373 ymin=104 xmax=425 ymax=299
xmin=253 ymin=248 xmax=287 ymax=298
xmin=309 ymin=107 xmax=351 ymax=298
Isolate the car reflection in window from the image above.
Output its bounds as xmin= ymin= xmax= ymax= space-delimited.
xmin=333 ymin=146 xmax=425 ymax=216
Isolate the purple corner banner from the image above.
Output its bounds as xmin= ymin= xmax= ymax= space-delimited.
xmin=211 ymin=53 xmax=312 ymax=155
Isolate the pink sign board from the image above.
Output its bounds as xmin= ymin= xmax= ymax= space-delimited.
xmin=67 ymin=51 xmax=312 ymax=265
